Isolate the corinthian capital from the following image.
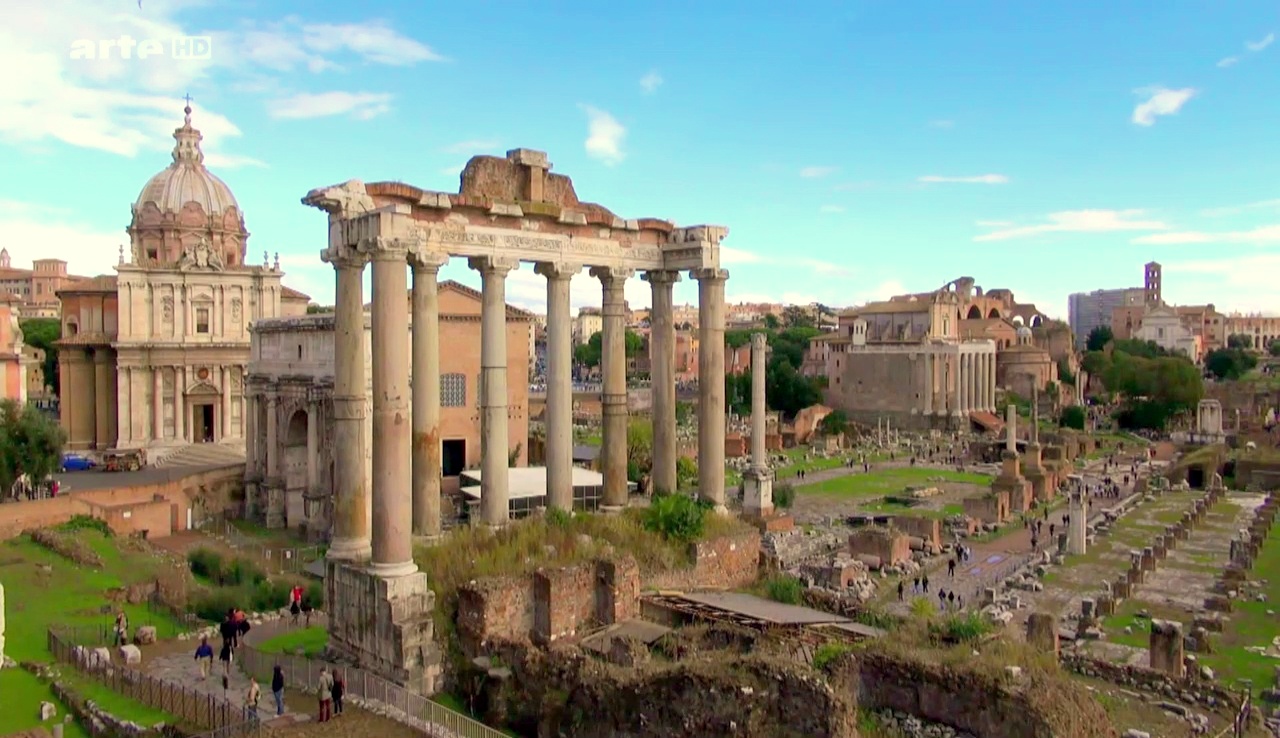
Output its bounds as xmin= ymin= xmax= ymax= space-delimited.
xmin=320 ymin=243 xmax=370 ymax=270
xmin=533 ymin=262 xmax=583 ymax=281
xmin=691 ymin=267 xmax=729 ymax=283
xmin=642 ymin=269 xmax=682 ymax=286
xmin=302 ymin=180 xmax=375 ymax=220
xmin=407 ymin=247 xmax=449 ymax=271
xmin=468 ymin=255 xmax=519 ymax=276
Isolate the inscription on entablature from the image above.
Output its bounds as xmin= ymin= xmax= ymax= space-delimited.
xmin=416 ymin=225 xmax=664 ymax=265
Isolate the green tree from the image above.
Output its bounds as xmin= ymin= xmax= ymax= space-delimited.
xmin=626 ymin=419 xmax=653 ymax=483
xmin=781 ymin=305 xmax=815 ymax=329
xmin=573 ymin=329 xmax=644 ymax=368
xmin=306 ymin=304 xmax=334 ymax=314
xmin=1227 ymin=333 xmax=1253 ymax=350
xmin=19 ymin=318 xmax=60 ymax=396
xmin=818 ymin=409 xmax=849 ymax=437
xmin=763 ymin=313 xmax=781 ymax=330
xmin=1270 ymin=341 xmax=1280 ymax=358
xmin=724 ymin=329 xmax=755 ymax=349
xmin=0 ymin=399 xmax=65 ymax=495
xmin=1085 ymin=325 xmax=1114 ymax=352
xmin=1059 ymin=405 xmax=1086 ymax=430
xmin=1087 ymin=341 xmax=1203 ymax=431
xmin=1204 ymin=348 xmax=1257 ymax=381
xmin=1057 ymin=356 xmax=1076 ymax=387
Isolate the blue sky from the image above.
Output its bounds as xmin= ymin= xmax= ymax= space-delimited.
xmin=0 ymin=0 xmax=1277 ymax=316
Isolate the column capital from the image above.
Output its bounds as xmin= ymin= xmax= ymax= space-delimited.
xmin=364 ymin=236 xmax=417 ymax=262
xmin=408 ymin=248 xmax=449 ymax=271
xmin=534 ymin=262 xmax=583 ymax=281
xmin=468 ymin=255 xmax=519 ymax=276
xmin=589 ymin=266 xmax=635 ymax=284
xmin=691 ymin=267 xmax=729 ymax=283
xmin=642 ymin=269 xmax=682 ymax=286
xmin=321 ymin=243 xmax=370 ymax=270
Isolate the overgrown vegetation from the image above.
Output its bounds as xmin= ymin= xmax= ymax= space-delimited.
xmin=0 ymin=398 xmax=66 ymax=496
xmin=642 ymin=492 xmax=711 ymax=543
xmin=773 ymin=482 xmax=795 ymax=509
xmin=762 ymin=573 xmax=803 ymax=605
xmin=1081 ymin=339 xmax=1203 ymax=430
xmin=724 ymin=326 xmax=824 ymax=418
xmin=812 ymin=642 xmax=854 ymax=670
xmin=1060 ymin=405 xmax=1086 ymax=430
xmin=185 ymin=547 xmax=320 ymax=621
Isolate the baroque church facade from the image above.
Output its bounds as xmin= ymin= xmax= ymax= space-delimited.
xmin=57 ymin=104 xmax=309 ymax=453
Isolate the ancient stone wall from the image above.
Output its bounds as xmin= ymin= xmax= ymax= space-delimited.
xmin=651 ymin=529 xmax=762 ymax=590
xmin=1236 ymin=459 xmax=1280 ymax=490
xmin=889 ymin=516 xmax=941 ymax=551
xmin=1060 ymin=654 xmax=1238 ymax=711
xmin=0 ymin=464 xmax=243 ymax=540
xmin=832 ymin=651 xmax=1118 ymax=738
xmin=846 ymin=527 xmax=911 ymax=566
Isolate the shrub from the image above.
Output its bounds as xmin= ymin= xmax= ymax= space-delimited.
xmin=929 ymin=612 xmax=993 ymax=644
xmin=812 ymin=642 xmax=853 ymax=671
xmin=222 ymin=557 xmax=267 ymax=587
xmin=1060 ymin=405 xmax=1086 ymax=430
xmin=641 ymin=493 xmax=708 ymax=543
xmin=187 ymin=548 xmax=223 ymax=581
xmin=545 ymin=507 xmax=573 ymax=528
xmin=247 ymin=579 xmax=292 ymax=612
xmin=908 ymin=598 xmax=936 ymax=619
xmin=675 ymin=456 xmax=698 ymax=491
xmin=190 ymin=588 xmax=239 ymax=622
xmin=763 ymin=574 xmax=803 ymax=605
xmin=304 ymin=580 xmax=325 ymax=609
xmin=773 ymin=483 xmax=796 ymax=509
xmin=58 ymin=515 xmax=113 ymax=537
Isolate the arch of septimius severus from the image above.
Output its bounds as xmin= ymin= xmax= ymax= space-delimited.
xmin=306 ymin=148 xmax=730 ymax=690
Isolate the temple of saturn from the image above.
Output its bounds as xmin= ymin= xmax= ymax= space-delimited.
xmin=304 ymin=148 xmax=731 ymax=691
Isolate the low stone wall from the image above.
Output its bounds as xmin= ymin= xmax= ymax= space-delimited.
xmin=831 ymin=651 xmax=1118 ymax=738
xmin=0 ymin=464 xmax=243 ymax=541
xmin=22 ymin=661 xmax=157 ymax=738
xmin=639 ymin=529 xmax=762 ymax=590
xmin=1060 ymin=653 xmax=1237 ymax=711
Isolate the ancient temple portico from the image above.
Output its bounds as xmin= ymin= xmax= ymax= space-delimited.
xmin=304 ymin=149 xmax=729 ymax=693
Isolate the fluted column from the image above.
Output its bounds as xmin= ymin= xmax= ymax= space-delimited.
xmin=922 ymin=351 xmax=933 ymax=415
xmin=592 ymin=266 xmax=634 ymax=512
xmin=411 ymin=251 xmax=448 ymax=538
xmin=535 ymin=262 xmax=582 ymax=512
xmin=367 ymin=241 xmax=415 ymax=576
xmin=220 ymin=366 xmax=233 ymax=440
xmin=643 ymin=270 xmax=680 ymax=495
xmin=471 ymin=256 xmax=518 ymax=526
xmin=958 ymin=354 xmax=969 ymax=414
xmin=152 ymin=368 xmax=164 ymax=441
xmin=324 ymin=248 xmax=371 ymax=562
xmin=245 ymin=392 xmax=260 ymax=477
xmin=949 ymin=353 xmax=962 ymax=416
xmin=694 ymin=268 xmax=729 ymax=511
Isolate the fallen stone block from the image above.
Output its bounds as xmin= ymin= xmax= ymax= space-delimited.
xmin=39 ymin=701 xmax=56 ymax=720
xmin=118 ymin=644 xmax=142 ymax=665
xmin=135 ymin=625 xmax=157 ymax=645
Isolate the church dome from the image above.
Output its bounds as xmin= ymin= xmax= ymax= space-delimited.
xmin=134 ymin=105 xmax=239 ymax=217
xmin=1016 ymin=325 xmax=1033 ymax=338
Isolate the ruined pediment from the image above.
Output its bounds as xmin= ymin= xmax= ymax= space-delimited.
xmin=457 ymin=149 xmax=619 ymax=223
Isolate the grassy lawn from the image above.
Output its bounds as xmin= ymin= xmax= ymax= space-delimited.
xmin=0 ymin=523 xmax=189 ymax=733
xmin=798 ymin=467 xmax=992 ymax=499
xmin=860 ymin=501 xmax=965 ymax=519
xmin=255 ymin=626 xmax=329 ymax=657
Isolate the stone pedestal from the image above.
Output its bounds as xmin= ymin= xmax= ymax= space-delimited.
xmin=1067 ymin=492 xmax=1087 ymax=555
xmin=1025 ymin=612 xmax=1058 ymax=655
xmin=1148 ymin=619 xmax=1185 ymax=677
xmin=743 ymin=468 xmax=774 ymax=518
xmin=325 ymin=561 xmax=442 ymax=695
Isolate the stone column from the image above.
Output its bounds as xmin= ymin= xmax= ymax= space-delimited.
xmin=93 ymin=350 xmax=112 ymax=449
xmin=1005 ymin=402 xmax=1017 ymax=452
xmin=245 ymin=392 xmax=259 ymax=477
xmin=644 ymin=270 xmax=680 ymax=496
xmin=324 ymin=249 xmax=372 ymax=562
xmin=592 ymin=266 xmax=634 ymax=512
xmin=220 ymin=366 xmax=233 ymax=441
xmin=410 ymin=251 xmax=448 ymax=538
xmin=152 ymin=368 xmax=164 ymax=441
xmin=173 ymin=366 xmax=186 ymax=442
xmin=958 ymin=353 xmax=969 ymax=414
xmin=265 ymin=392 xmax=279 ymax=482
xmin=306 ymin=399 xmax=319 ymax=495
xmin=985 ymin=352 xmax=995 ymax=411
xmin=368 ymin=240 xmax=415 ymax=577
xmin=470 ymin=256 xmax=518 ymax=526
xmin=694 ymin=268 xmax=729 ymax=511
xmin=922 ymin=351 xmax=934 ymax=415
xmin=535 ymin=262 xmax=581 ymax=511
xmin=750 ymin=332 xmax=768 ymax=466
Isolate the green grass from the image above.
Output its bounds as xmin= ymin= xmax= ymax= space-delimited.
xmin=255 ymin=626 xmax=329 ymax=658
xmin=860 ymin=501 xmax=965 ymax=519
xmin=0 ymin=526 xmax=189 ymax=733
xmin=62 ymin=672 xmax=176 ymax=727
xmin=1196 ymin=517 xmax=1280 ymax=696
xmin=0 ymin=669 xmax=90 ymax=738
xmin=798 ymin=467 xmax=992 ymax=499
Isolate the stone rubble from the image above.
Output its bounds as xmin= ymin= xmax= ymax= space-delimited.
xmin=872 ymin=709 xmax=976 ymax=738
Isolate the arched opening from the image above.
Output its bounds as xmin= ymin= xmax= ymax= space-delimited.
xmin=1011 ymin=315 xmax=1025 ymax=326
xmin=283 ymin=409 xmax=309 ymax=529
xmin=966 ymin=305 xmax=982 ymax=319
xmin=1030 ymin=315 xmax=1044 ymax=328
xmin=987 ymin=308 xmax=1001 ymax=319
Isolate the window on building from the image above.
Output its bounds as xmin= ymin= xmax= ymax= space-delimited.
xmin=441 ymin=373 xmax=466 ymax=407
xmin=196 ymin=308 xmax=210 ymax=334
xmin=147 ymin=249 xmax=158 ymax=260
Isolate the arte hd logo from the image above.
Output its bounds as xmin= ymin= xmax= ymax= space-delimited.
xmin=69 ymin=34 xmax=212 ymax=60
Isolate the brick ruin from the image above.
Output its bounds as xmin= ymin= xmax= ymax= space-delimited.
xmin=1148 ymin=619 xmax=1185 ymax=677
xmin=846 ymin=525 xmax=912 ymax=568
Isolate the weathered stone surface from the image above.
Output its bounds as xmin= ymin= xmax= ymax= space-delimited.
xmin=134 ymin=626 xmax=157 ymax=645
xmin=118 ymin=644 xmax=142 ymax=665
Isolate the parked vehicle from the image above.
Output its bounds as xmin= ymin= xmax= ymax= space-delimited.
xmin=102 ymin=449 xmax=147 ymax=472
xmin=60 ymin=453 xmax=96 ymax=472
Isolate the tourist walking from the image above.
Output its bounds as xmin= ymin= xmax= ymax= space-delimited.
xmin=331 ymin=670 xmax=345 ymax=716
xmin=245 ymin=679 xmax=262 ymax=724
xmin=271 ymin=665 xmax=286 ymax=716
xmin=947 ymin=558 xmax=956 ymax=577
xmin=194 ymin=636 xmax=214 ymax=680
xmin=113 ymin=611 xmax=129 ymax=647
xmin=219 ymin=640 xmax=234 ymax=677
xmin=897 ymin=580 xmax=904 ymax=601
xmin=317 ymin=667 xmax=334 ymax=722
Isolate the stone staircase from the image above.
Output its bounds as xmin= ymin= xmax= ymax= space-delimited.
xmin=151 ymin=443 xmax=246 ymax=469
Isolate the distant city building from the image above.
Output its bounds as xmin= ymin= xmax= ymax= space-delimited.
xmin=1106 ymin=263 xmax=1223 ymax=362
xmin=0 ymin=252 xmax=87 ymax=318
xmin=572 ymin=307 xmax=602 ymax=345
xmin=1223 ymin=313 xmax=1280 ymax=351
xmin=1067 ymin=287 xmax=1145 ymax=346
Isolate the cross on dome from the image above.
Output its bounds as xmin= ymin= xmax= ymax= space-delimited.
xmin=172 ymin=98 xmax=203 ymax=166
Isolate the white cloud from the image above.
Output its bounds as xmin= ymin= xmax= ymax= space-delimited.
xmin=800 ymin=166 xmax=838 ymax=178
xmin=442 ymin=139 xmax=498 ymax=154
xmin=929 ymin=120 xmax=954 ymax=129
xmin=1246 ymin=32 xmax=1275 ymax=52
xmin=797 ymin=258 xmax=853 ymax=277
xmin=269 ymin=91 xmax=392 ymax=120
xmin=1162 ymin=254 xmax=1280 ymax=313
xmin=720 ymin=246 xmax=768 ymax=265
xmin=639 ymin=71 xmax=663 ymax=94
xmin=1131 ymin=87 xmax=1196 ymax=126
xmin=974 ymin=209 xmax=1169 ymax=242
xmin=918 ymin=174 xmax=1009 ymax=184
xmin=1131 ymin=224 xmax=1280 ymax=246
xmin=0 ymin=199 xmax=128 ymax=278
xmin=819 ymin=205 xmax=845 ymax=214
xmin=204 ymin=152 xmax=267 ymax=168
xmin=579 ymin=105 xmax=625 ymax=166
xmin=0 ymin=1 xmax=438 ymax=160
xmin=975 ymin=219 xmax=1013 ymax=227
xmin=1199 ymin=199 xmax=1280 ymax=217
xmin=1217 ymin=57 xmax=1239 ymax=68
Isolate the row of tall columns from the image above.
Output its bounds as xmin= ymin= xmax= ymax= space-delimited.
xmin=593 ymin=266 xmax=633 ymax=511
xmin=327 ymin=253 xmax=372 ymax=561
xmin=536 ymin=262 xmax=581 ymax=511
xmin=645 ymin=271 xmax=680 ymax=496
xmin=955 ymin=351 xmax=996 ymax=415
xmin=474 ymin=256 xmax=516 ymax=528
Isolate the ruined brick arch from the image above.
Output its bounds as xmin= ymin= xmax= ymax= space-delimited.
xmin=966 ymin=305 xmax=982 ymax=319
xmin=1029 ymin=314 xmax=1044 ymax=328
xmin=987 ymin=308 xmax=1001 ymax=319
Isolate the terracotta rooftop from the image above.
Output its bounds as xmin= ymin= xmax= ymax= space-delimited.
xmin=362 ymin=279 xmax=532 ymax=319
xmin=847 ymin=300 xmax=931 ymax=316
xmin=59 ymin=275 xmax=118 ymax=293
xmin=281 ymin=285 xmax=311 ymax=301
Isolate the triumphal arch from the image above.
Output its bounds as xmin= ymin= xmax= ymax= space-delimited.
xmin=306 ymin=148 xmax=730 ymax=692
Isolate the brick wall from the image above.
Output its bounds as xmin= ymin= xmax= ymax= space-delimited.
xmin=847 ymin=527 xmax=911 ymax=565
xmin=0 ymin=464 xmax=243 ymax=540
xmin=679 ymin=529 xmax=762 ymax=589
